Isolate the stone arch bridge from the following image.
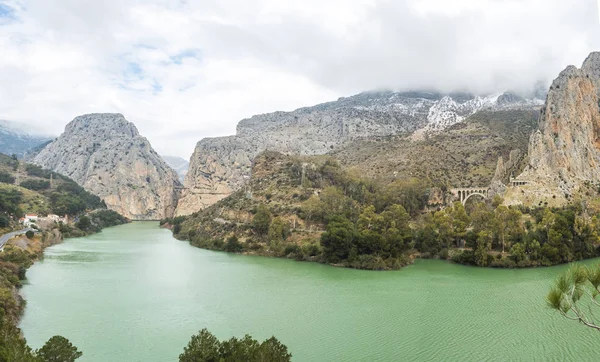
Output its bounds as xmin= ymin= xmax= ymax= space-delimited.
xmin=450 ymin=187 xmax=490 ymax=205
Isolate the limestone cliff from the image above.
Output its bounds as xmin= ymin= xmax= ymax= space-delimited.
xmin=33 ymin=114 xmax=181 ymax=220
xmin=507 ymin=52 xmax=600 ymax=206
xmin=177 ymin=91 xmax=541 ymax=215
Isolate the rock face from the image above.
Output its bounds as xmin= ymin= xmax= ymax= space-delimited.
xmin=177 ymin=90 xmax=542 ymax=215
xmin=33 ymin=114 xmax=181 ymax=220
xmin=509 ymin=52 xmax=600 ymax=206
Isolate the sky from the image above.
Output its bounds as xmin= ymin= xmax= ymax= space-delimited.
xmin=0 ymin=0 xmax=599 ymax=159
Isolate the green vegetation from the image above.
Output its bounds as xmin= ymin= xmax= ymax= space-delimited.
xmin=59 ymin=210 xmax=128 ymax=238
xmin=171 ymin=151 xmax=600 ymax=271
xmin=179 ymin=328 xmax=291 ymax=362
xmin=547 ymin=264 xmax=600 ymax=331
xmin=20 ymin=179 xmax=50 ymax=191
xmin=334 ymin=109 xmax=538 ymax=187
xmin=0 ymin=171 xmax=15 ymax=184
xmin=0 ymin=153 xmax=106 ymax=218
xmin=36 ymin=336 xmax=83 ymax=362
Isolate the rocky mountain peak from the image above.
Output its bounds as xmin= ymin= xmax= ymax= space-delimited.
xmin=64 ymin=113 xmax=139 ymax=138
xmin=506 ymin=52 xmax=600 ymax=206
xmin=33 ymin=113 xmax=181 ymax=220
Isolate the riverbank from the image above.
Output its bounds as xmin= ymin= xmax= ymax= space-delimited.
xmin=0 ymin=215 xmax=129 ymax=359
xmin=163 ymin=218 xmax=600 ymax=272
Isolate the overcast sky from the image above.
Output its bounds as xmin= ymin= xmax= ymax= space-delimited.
xmin=1 ymin=0 xmax=599 ymax=159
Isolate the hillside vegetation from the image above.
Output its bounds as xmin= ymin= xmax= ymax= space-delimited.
xmin=334 ymin=109 xmax=538 ymax=188
xmin=169 ymin=147 xmax=600 ymax=271
xmin=0 ymin=153 xmax=108 ymax=223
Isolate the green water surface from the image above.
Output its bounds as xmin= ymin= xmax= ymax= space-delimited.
xmin=19 ymin=222 xmax=600 ymax=361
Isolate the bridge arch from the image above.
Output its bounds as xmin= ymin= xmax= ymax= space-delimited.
xmin=463 ymin=192 xmax=487 ymax=205
xmin=450 ymin=187 xmax=490 ymax=205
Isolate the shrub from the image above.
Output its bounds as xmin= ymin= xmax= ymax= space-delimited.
xmin=0 ymin=171 xmax=15 ymax=184
xmin=173 ymin=224 xmax=182 ymax=234
xmin=224 ymin=236 xmax=243 ymax=252
xmin=20 ymin=179 xmax=50 ymax=191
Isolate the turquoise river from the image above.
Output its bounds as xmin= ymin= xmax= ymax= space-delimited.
xmin=19 ymin=222 xmax=600 ymax=361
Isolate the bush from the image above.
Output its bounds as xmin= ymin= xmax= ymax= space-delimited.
xmin=0 ymin=171 xmax=15 ymax=184
xmin=284 ymin=244 xmax=300 ymax=257
xmin=224 ymin=236 xmax=243 ymax=253
xmin=20 ymin=179 xmax=50 ymax=191
xmin=253 ymin=204 xmax=272 ymax=236
xmin=25 ymin=164 xmax=52 ymax=179
xmin=75 ymin=216 xmax=91 ymax=231
xmin=451 ymin=250 xmax=476 ymax=266
xmin=173 ymin=224 xmax=182 ymax=234
xmin=0 ymin=214 xmax=9 ymax=228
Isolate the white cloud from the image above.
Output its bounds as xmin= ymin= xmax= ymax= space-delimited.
xmin=0 ymin=0 xmax=599 ymax=158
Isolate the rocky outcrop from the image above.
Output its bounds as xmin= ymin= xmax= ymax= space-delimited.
xmin=177 ymin=91 xmax=543 ymax=215
xmin=33 ymin=114 xmax=181 ymax=220
xmin=508 ymin=52 xmax=600 ymax=206
xmin=492 ymin=149 xmax=524 ymax=184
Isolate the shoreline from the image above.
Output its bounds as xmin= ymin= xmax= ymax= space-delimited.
xmin=13 ymin=220 xmax=129 ymax=331
xmin=162 ymin=224 xmax=594 ymax=271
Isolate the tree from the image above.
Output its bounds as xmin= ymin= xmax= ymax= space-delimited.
xmin=493 ymin=206 xmax=521 ymax=254
xmin=268 ymin=217 xmax=290 ymax=244
xmin=179 ymin=329 xmax=221 ymax=362
xmin=475 ymin=231 xmax=492 ymax=266
xmin=491 ymin=195 xmax=504 ymax=208
xmin=36 ymin=336 xmax=82 ymax=362
xmin=357 ymin=205 xmax=383 ymax=232
xmin=320 ymin=216 xmax=358 ymax=263
xmin=301 ymin=195 xmax=323 ymax=222
xmin=224 ymin=236 xmax=243 ymax=253
xmin=25 ymin=230 xmax=34 ymax=239
xmin=179 ymin=329 xmax=291 ymax=362
xmin=547 ymin=264 xmax=600 ymax=331
xmin=540 ymin=208 xmax=556 ymax=242
xmin=434 ymin=210 xmax=454 ymax=249
xmin=76 ymin=216 xmax=91 ymax=231
xmin=415 ymin=214 xmax=440 ymax=256
xmin=450 ymin=202 xmax=470 ymax=246
xmin=510 ymin=243 xmax=526 ymax=263
xmin=253 ymin=204 xmax=272 ymax=236
xmin=469 ymin=202 xmax=494 ymax=234
xmin=256 ymin=337 xmax=292 ymax=362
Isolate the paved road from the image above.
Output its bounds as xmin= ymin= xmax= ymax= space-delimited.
xmin=0 ymin=228 xmax=34 ymax=250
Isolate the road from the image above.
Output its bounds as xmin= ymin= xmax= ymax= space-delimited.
xmin=0 ymin=228 xmax=34 ymax=250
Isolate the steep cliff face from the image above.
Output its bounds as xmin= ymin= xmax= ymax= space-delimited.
xmin=177 ymin=91 xmax=542 ymax=215
xmin=33 ymin=114 xmax=181 ymax=220
xmin=508 ymin=52 xmax=600 ymax=206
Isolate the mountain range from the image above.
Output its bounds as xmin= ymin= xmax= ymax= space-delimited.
xmin=0 ymin=120 xmax=52 ymax=157
xmin=175 ymin=90 xmax=543 ymax=215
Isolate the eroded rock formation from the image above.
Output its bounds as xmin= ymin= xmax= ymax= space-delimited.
xmin=507 ymin=52 xmax=600 ymax=206
xmin=33 ymin=114 xmax=181 ymax=220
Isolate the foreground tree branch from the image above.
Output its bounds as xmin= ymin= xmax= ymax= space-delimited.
xmin=547 ymin=264 xmax=600 ymax=331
